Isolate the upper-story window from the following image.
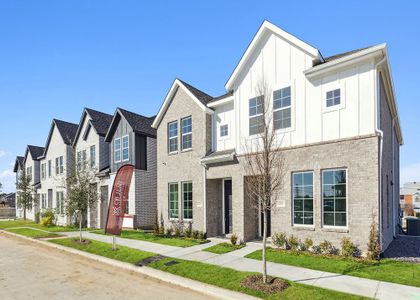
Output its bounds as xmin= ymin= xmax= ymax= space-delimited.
xmin=326 ymin=89 xmax=341 ymax=107
xmin=273 ymin=86 xmax=291 ymax=130
xmin=114 ymin=136 xmax=129 ymax=163
xmin=122 ymin=135 xmax=129 ymax=161
xmin=249 ymin=96 xmax=264 ymax=135
xmin=48 ymin=160 xmax=51 ymax=177
xmin=322 ymin=169 xmax=347 ymax=227
xmin=41 ymin=163 xmax=46 ymax=180
xmin=181 ymin=116 xmax=192 ymax=150
xmin=220 ymin=124 xmax=229 ymax=137
xmin=55 ymin=156 xmax=64 ymax=175
xmin=90 ymin=145 xmax=96 ymax=167
xmin=26 ymin=166 xmax=32 ymax=180
xmin=77 ymin=150 xmax=86 ymax=171
xmin=114 ymin=138 xmax=121 ymax=162
xmin=168 ymin=121 xmax=178 ymax=153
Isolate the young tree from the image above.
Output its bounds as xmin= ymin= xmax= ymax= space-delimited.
xmin=16 ymin=170 xmax=33 ymax=220
xmin=243 ymin=80 xmax=286 ymax=283
xmin=65 ymin=161 xmax=98 ymax=242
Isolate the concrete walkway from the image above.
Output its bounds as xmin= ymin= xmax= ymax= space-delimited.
xmin=59 ymin=232 xmax=420 ymax=300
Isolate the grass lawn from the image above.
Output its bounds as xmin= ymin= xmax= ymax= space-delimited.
xmin=93 ymin=229 xmax=208 ymax=247
xmin=6 ymin=227 xmax=60 ymax=239
xmin=203 ymin=242 xmax=245 ymax=254
xmin=246 ymin=247 xmax=420 ymax=288
xmin=48 ymin=238 xmax=366 ymax=300
xmin=0 ymin=219 xmax=93 ymax=232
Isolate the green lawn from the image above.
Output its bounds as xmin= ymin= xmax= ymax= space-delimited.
xmin=48 ymin=238 xmax=366 ymax=300
xmin=6 ymin=227 xmax=60 ymax=239
xmin=93 ymin=229 xmax=208 ymax=247
xmin=246 ymin=247 xmax=420 ymax=287
xmin=203 ymin=242 xmax=245 ymax=254
xmin=0 ymin=219 xmax=93 ymax=232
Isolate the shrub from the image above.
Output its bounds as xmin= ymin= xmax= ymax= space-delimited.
xmin=185 ymin=227 xmax=192 ymax=238
xmin=366 ymin=221 xmax=380 ymax=260
xmin=192 ymin=230 xmax=199 ymax=240
xmin=272 ymin=232 xmax=288 ymax=249
xmin=34 ymin=212 xmax=40 ymax=224
xmin=311 ymin=245 xmax=321 ymax=254
xmin=198 ymin=231 xmax=206 ymax=240
xmin=165 ymin=227 xmax=172 ymax=237
xmin=303 ymin=238 xmax=313 ymax=251
xmin=319 ymin=240 xmax=333 ymax=254
xmin=153 ymin=213 xmax=160 ymax=235
xmin=40 ymin=209 xmax=55 ymax=227
xmin=230 ymin=233 xmax=238 ymax=245
xmin=288 ymin=235 xmax=299 ymax=251
xmin=341 ymin=238 xmax=360 ymax=257
xmin=174 ymin=227 xmax=181 ymax=238
xmin=158 ymin=225 xmax=165 ymax=235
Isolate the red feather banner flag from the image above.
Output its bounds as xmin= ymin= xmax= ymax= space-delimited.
xmin=105 ymin=164 xmax=134 ymax=236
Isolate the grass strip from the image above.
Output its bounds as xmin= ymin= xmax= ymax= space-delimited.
xmin=203 ymin=242 xmax=245 ymax=254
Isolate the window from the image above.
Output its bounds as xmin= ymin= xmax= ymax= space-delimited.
xmin=168 ymin=121 xmax=178 ymax=153
xmin=26 ymin=166 xmax=32 ymax=180
xmin=326 ymin=89 xmax=341 ymax=107
xmin=56 ymin=191 xmax=64 ymax=214
xmin=114 ymin=138 xmax=121 ymax=162
xmin=59 ymin=156 xmax=64 ymax=174
xmin=55 ymin=157 xmax=59 ymax=175
xmin=292 ymin=172 xmax=314 ymax=225
xmin=90 ymin=145 xmax=96 ymax=167
xmin=48 ymin=160 xmax=51 ymax=177
xmin=41 ymin=194 xmax=46 ymax=209
xmin=168 ymin=183 xmax=179 ymax=218
xmin=273 ymin=87 xmax=291 ymax=130
xmin=181 ymin=117 xmax=192 ymax=150
xmin=249 ymin=96 xmax=264 ymax=135
xmin=77 ymin=150 xmax=86 ymax=171
xmin=220 ymin=124 xmax=229 ymax=137
xmin=182 ymin=182 xmax=193 ymax=219
xmin=41 ymin=163 xmax=46 ymax=180
xmin=322 ymin=169 xmax=347 ymax=227
xmin=122 ymin=135 xmax=129 ymax=161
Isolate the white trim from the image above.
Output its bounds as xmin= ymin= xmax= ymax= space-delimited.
xmin=219 ymin=123 xmax=230 ymax=140
xmin=181 ymin=181 xmax=193 ymax=221
xmin=181 ymin=116 xmax=192 ymax=151
xmin=273 ymin=83 xmax=294 ymax=132
xmin=291 ymin=171 xmax=315 ymax=227
xmin=114 ymin=137 xmax=121 ymax=163
xmin=152 ymin=79 xmax=213 ymax=129
xmin=322 ymin=83 xmax=346 ymax=113
xmin=121 ymin=135 xmax=129 ymax=162
xmin=225 ymin=20 xmax=320 ymax=90
xmin=222 ymin=179 xmax=226 ymax=234
xmin=168 ymin=120 xmax=179 ymax=154
xmin=201 ymin=152 xmax=235 ymax=165
xmin=207 ymin=96 xmax=234 ymax=108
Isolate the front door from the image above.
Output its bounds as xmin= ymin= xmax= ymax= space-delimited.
xmin=224 ymin=179 xmax=232 ymax=234
xmin=100 ymin=185 xmax=109 ymax=228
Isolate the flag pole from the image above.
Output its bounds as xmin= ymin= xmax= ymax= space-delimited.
xmin=112 ymin=235 xmax=116 ymax=251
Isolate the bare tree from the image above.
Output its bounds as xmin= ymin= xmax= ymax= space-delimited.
xmin=243 ymin=79 xmax=286 ymax=283
xmin=16 ymin=170 xmax=33 ymax=220
xmin=65 ymin=161 xmax=98 ymax=242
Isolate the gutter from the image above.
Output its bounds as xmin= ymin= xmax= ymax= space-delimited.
xmin=200 ymin=162 xmax=207 ymax=234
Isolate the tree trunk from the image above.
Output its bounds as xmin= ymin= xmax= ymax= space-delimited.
xmin=23 ymin=204 xmax=26 ymax=221
xmin=262 ymin=208 xmax=268 ymax=283
xmin=79 ymin=211 xmax=83 ymax=243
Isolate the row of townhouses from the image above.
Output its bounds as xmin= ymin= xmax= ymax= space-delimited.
xmin=14 ymin=21 xmax=402 ymax=253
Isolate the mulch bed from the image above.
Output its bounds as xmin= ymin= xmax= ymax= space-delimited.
xmin=72 ymin=239 xmax=92 ymax=245
xmin=240 ymin=274 xmax=289 ymax=294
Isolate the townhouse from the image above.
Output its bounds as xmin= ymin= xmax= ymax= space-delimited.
xmin=37 ymin=119 xmax=78 ymax=226
xmin=152 ymin=21 xmax=402 ymax=253
xmin=400 ymin=182 xmax=420 ymax=222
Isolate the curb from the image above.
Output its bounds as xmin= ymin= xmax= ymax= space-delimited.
xmin=1 ymin=230 xmax=259 ymax=300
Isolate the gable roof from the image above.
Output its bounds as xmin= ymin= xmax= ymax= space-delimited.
xmin=41 ymin=119 xmax=78 ymax=158
xmin=13 ymin=156 xmax=24 ymax=172
xmin=23 ymin=145 xmax=45 ymax=164
xmin=104 ymin=108 xmax=156 ymax=142
xmin=73 ymin=108 xmax=113 ymax=146
xmin=225 ymin=20 xmax=321 ymax=91
xmin=151 ymin=79 xmax=214 ymax=128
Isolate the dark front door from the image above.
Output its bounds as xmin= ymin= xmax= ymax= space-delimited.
xmin=224 ymin=179 xmax=232 ymax=234
xmin=100 ymin=185 xmax=109 ymax=228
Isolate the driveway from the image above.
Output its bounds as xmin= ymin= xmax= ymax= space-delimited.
xmin=0 ymin=233 xmax=215 ymax=300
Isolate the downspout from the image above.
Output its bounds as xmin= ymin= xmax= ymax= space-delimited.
xmin=392 ymin=117 xmax=397 ymax=237
xmin=374 ymin=56 xmax=386 ymax=250
xmin=201 ymin=162 xmax=208 ymax=234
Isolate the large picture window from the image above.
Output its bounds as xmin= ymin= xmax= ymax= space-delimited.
xmin=181 ymin=117 xmax=192 ymax=150
xmin=168 ymin=183 xmax=179 ymax=219
xmin=292 ymin=172 xmax=314 ymax=225
xmin=168 ymin=121 xmax=178 ymax=153
xmin=273 ymin=86 xmax=291 ymax=130
xmin=182 ymin=182 xmax=193 ymax=219
xmin=249 ymin=96 xmax=264 ymax=135
xmin=322 ymin=169 xmax=347 ymax=227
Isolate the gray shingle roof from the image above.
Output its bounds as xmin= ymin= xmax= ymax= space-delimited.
xmin=85 ymin=108 xmax=113 ymax=136
xmin=179 ymin=79 xmax=214 ymax=106
xmin=314 ymin=46 xmax=374 ymax=66
xmin=27 ymin=145 xmax=45 ymax=159
xmin=208 ymin=91 xmax=233 ymax=104
xmin=13 ymin=156 xmax=24 ymax=172
xmin=118 ymin=108 xmax=156 ymax=137
xmin=54 ymin=119 xmax=78 ymax=145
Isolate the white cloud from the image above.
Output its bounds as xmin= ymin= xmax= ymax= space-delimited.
xmin=0 ymin=169 xmax=15 ymax=193
xmin=400 ymin=163 xmax=420 ymax=185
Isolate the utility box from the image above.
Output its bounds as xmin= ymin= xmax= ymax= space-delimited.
xmin=406 ymin=217 xmax=420 ymax=236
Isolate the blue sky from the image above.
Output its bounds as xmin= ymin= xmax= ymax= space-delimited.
xmin=0 ymin=1 xmax=419 ymax=192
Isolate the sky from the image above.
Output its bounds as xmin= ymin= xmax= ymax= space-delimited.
xmin=0 ymin=1 xmax=419 ymax=193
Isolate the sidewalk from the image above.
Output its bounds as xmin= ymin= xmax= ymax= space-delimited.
xmin=61 ymin=231 xmax=420 ymax=300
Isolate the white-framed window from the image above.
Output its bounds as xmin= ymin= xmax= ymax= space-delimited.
xmin=168 ymin=183 xmax=179 ymax=219
xmin=181 ymin=116 xmax=192 ymax=150
xmin=56 ymin=191 xmax=64 ymax=214
xmin=41 ymin=194 xmax=47 ymax=209
xmin=326 ymin=89 xmax=341 ymax=107
xmin=48 ymin=160 xmax=51 ymax=177
xmin=322 ymin=169 xmax=347 ymax=227
xmin=122 ymin=135 xmax=129 ymax=161
xmin=77 ymin=150 xmax=86 ymax=171
xmin=26 ymin=166 xmax=32 ymax=180
xmin=41 ymin=163 xmax=46 ymax=180
xmin=114 ymin=137 xmax=121 ymax=163
xmin=182 ymin=182 xmax=193 ymax=219
xmin=56 ymin=156 xmax=64 ymax=174
xmin=90 ymin=145 xmax=96 ymax=167
xmin=249 ymin=96 xmax=264 ymax=135
xmin=273 ymin=86 xmax=291 ymax=130
xmin=168 ymin=121 xmax=178 ymax=153
xmin=220 ymin=124 xmax=229 ymax=137
xmin=292 ymin=171 xmax=314 ymax=225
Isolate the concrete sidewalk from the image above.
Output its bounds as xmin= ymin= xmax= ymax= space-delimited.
xmin=60 ymin=231 xmax=420 ymax=300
